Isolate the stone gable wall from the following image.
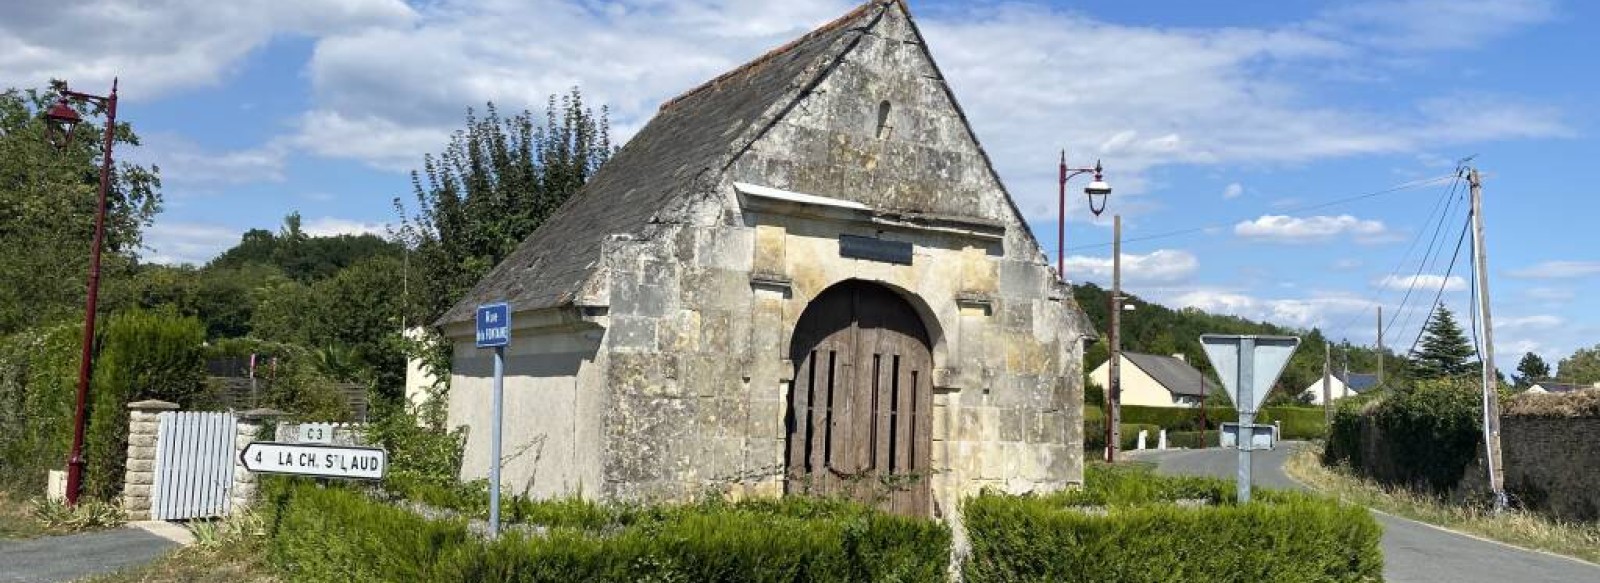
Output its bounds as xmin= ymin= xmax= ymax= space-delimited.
xmin=1498 ymin=415 xmax=1600 ymax=521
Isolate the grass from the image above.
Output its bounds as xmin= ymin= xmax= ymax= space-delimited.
xmin=0 ymin=488 xmax=62 ymax=539
xmin=1284 ymin=443 xmax=1600 ymax=565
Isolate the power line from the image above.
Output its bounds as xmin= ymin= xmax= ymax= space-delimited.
xmin=1328 ymin=173 xmax=1463 ymax=340
xmin=1407 ymin=214 xmax=1472 ymax=357
xmin=1064 ymin=174 xmax=1456 ymax=253
xmin=1389 ymin=176 xmax=1466 ymax=342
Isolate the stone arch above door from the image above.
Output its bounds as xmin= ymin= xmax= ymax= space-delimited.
xmin=784 ymin=280 xmax=933 ymax=516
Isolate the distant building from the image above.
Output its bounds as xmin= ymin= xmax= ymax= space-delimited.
xmin=1088 ymin=352 xmax=1218 ymax=408
xmin=1301 ymin=372 xmax=1380 ymax=405
xmin=1525 ymin=381 xmax=1600 ymax=394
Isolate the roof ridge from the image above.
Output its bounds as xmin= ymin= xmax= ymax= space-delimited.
xmin=658 ymin=0 xmax=891 ymax=112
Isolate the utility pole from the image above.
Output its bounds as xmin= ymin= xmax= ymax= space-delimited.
xmin=1106 ymin=214 xmax=1123 ymax=462
xmin=1468 ymin=167 xmax=1507 ymax=510
xmin=1376 ymin=306 xmax=1385 ymax=388
xmin=1323 ymin=341 xmax=1333 ymax=425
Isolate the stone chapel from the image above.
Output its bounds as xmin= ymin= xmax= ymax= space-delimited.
xmin=436 ymin=0 xmax=1095 ymax=519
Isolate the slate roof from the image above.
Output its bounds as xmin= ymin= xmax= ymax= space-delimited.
xmin=1341 ymin=373 xmax=1380 ymax=393
xmin=1123 ymin=352 xmax=1219 ymax=398
xmin=438 ymin=2 xmax=887 ymax=325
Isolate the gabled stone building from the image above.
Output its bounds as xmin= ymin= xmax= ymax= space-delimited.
xmin=437 ymin=0 xmax=1094 ymax=519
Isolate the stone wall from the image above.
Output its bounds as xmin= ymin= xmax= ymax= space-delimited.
xmin=1499 ymin=415 xmax=1600 ymax=521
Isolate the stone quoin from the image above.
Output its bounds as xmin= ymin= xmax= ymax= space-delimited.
xmin=435 ymin=0 xmax=1095 ymax=519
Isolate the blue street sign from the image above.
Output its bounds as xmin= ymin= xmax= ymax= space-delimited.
xmin=476 ymin=302 xmax=510 ymax=348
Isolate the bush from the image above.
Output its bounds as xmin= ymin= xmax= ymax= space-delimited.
xmin=0 ymin=323 xmax=81 ymax=492
xmin=962 ymin=465 xmax=1382 ymax=582
xmin=86 ymin=308 xmax=206 ymax=499
xmin=1324 ymin=379 xmax=1481 ymax=493
xmin=1093 ymin=405 xmax=1326 ymax=439
xmin=1083 ymin=418 xmax=1159 ymax=452
xmin=1164 ymin=430 xmax=1211 ymax=449
xmin=264 ymin=479 xmax=950 ymax=582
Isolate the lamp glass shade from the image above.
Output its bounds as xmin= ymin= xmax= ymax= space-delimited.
xmin=1084 ymin=180 xmax=1112 ymax=215
xmin=43 ymin=99 xmax=81 ymax=149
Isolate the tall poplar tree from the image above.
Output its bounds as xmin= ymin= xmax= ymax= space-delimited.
xmin=397 ymin=89 xmax=613 ymax=324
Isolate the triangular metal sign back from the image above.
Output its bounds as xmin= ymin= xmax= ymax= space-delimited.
xmin=1199 ymin=334 xmax=1301 ymax=413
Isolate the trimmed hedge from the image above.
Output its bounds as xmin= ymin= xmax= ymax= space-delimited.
xmin=1088 ymin=405 xmax=1327 ymax=440
xmin=263 ymin=478 xmax=950 ymax=582
xmin=962 ymin=465 xmax=1383 ymax=582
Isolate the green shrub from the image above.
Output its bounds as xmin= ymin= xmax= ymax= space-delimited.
xmin=0 ymin=323 xmax=81 ymax=492
xmin=1164 ymin=430 xmax=1212 ymax=449
xmin=1094 ymin=405 xmax=1325 ymax=439
xmin=962 ymin=465 xmax=1382 ymax=583
xmin=85 ymin=309 xmax=206 ymax=499
xmin=1258 ymin=406 xmax=1327 ymax=440
xmin=1323 ymin=379 xmax=1480 ymax=493
xmin=1083 ymin=419 xmax=1160 ymax=452
xmin=264 ymin=479 xmax=950 ymax=582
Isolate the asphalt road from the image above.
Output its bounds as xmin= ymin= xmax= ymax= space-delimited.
xmin=1130 ymin=444 xmax=1600 ymax=583
xmin=0 ymin=527 xmax=176 ymax=582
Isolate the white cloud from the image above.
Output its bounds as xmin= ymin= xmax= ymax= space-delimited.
xmin=1509 ymin=261 xmax=1600 ymax=279
xmin=124 ymin=133 xmax=286 ymax=195
xmin=1062 ymin=249 xmax=1198 ymax=285
xmin=1315 ymin=0 xmax=1556 ymax=52
xmin=1525 ymin=287 xmax=1575 ymax=302
xmin=1222 ymin=182 xmax=1244 ymax=199
xmin=1234 ymin=215 xmax=1388 ymax=243
xmin=1168 ymin=289 xmax=1375 ymax=329
xmin=1498 ymin=315 xmax=1563 ymax=330
xmin=302 ymin=217 xmax=389 ymax=238
xmin=0 ymin=0 xmax=416 ymax=99
xmin=143 ymin=221 xmax=240 ymax=265
xmin=1374 ymin=274 xmax=1467 ymax=292
xmin=1333 ymin=258 xmax=1363 ymax=271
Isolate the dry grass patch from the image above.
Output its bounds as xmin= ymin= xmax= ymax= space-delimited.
xmin=1286 ymin=444 xmax=1600 ymax=564
xmin=1504 ymin=389 xmax=1600 ymax=417
xmin=0 ymin=489 xmax=59 ymax=539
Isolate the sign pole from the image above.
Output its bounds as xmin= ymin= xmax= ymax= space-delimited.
xmin=1236 ymin=337 xmax=1255 ymax=504
xmin=475 ymin=301 xmax=511 ymax=539
xmin=489 ymin=343 xmax=504 ymax=539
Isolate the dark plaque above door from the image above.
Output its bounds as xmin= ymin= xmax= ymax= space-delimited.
xmin=839 ymin=235 xmax=913 ymax=265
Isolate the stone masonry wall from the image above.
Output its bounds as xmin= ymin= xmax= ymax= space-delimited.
xmin=1499 ymin=416 xmax=1600 ymax=521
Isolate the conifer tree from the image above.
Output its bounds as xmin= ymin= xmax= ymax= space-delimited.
xmin=1410 ymin=304 xmax=1476 ymax=379
xmin=1514 ymin=352 xmax=1550 ymax=388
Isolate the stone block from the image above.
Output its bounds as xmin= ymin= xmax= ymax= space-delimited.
xmin=658 ymin=309 xmax=702 ymax=354
xmin=127 ymin=433 xmax=157 ymax=448
xmin=753 ymin=225 xmax=787 ymax=276
xmin=127 ymin=446 xmax=156 ymax=460
xmin=123 ymin=484 xmax=151 ymax=498
xmin=700 ymin=310 xmax=737 ymax=353
xmin=748 ymin=398 xmax=785 ymax=439
xmin=124 ymin=471 xmax=153 ymax=486
xmin=608 ymin=316 xmax=658 ymax=352
xmin=125 ymin=459 xmax=154 ymax=473
xmin=998 ymin=408 xmax=1026 ymax=442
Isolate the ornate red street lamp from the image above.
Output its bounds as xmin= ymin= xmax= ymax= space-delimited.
xmin=43 ymin=78 xmax=119 ymax=506
xmin=1057 ymin=151 xmax=1111 ymax=279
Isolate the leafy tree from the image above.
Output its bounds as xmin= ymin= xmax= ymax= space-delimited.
xmin=1409 ymin=304 xmax=1476 ymax=379
xmin=1556 ymin=344 xmax=1600 ymax=385
xmin=209 ymin=213 xmax=401 ymax=282
xmin=397 ymin=90 xmax=613 ymax=325
xmin=1514 ymin=351 xmax=1550 ymax=388
xmin=251 ymin=256 xmax=416 ymax=398
xmin=0 ymin=84 xmax=161 ymax=334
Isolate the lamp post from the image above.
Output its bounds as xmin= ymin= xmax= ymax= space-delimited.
xmin=1057 ymin=151 xmax=1112 ymax=458
xmin=1056 ymin=152 xmax=1111 ymax=278
xmin=43 ymin=78 xmax=119 ymax=506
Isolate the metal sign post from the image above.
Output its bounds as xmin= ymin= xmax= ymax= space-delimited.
xmin=1200 ymin=334 xmax=1300 ymax=503
xmin=476 ymin=302 xmax=510 ymax=538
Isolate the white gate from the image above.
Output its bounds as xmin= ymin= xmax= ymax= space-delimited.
xmin=152 ymin=411 xmax=237 ymax=520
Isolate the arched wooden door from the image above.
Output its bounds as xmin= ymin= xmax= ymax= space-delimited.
xmin=785 ymin=280 xmax=932 ymax=516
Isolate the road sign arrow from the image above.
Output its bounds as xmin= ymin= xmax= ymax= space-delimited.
xmin=240 ymin=441 xmax=387 ymax=480
xmin=1199 ymin=334 xmax=1300 ymax=413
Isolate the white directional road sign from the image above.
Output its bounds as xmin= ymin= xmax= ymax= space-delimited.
xmin=240 ymin=442 xmax=386 ymax=480
xmin=1199 ymin=334 xmax=1300 ymax=413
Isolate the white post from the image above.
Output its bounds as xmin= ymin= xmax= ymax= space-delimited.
xmin=1158 ymin=429 xmax=1168 ymax=450
xmin=1137 ymin=429 xmax=1148 ymax=451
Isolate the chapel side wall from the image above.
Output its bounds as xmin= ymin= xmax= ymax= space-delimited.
xmin=449 ymin=326 xmax=604 ymax=499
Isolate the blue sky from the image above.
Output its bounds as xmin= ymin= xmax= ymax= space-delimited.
xmin=4 ymin=0 xmax=1596 ymax=367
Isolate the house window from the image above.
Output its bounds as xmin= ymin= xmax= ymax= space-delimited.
xmin=876 ymin=100 xmax=893 ymax=139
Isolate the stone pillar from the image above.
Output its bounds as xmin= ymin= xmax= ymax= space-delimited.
xmin=123 ymin=399 xmax=178 ymax=520
xmin=232 ymin=408 xmax=285 ymax=513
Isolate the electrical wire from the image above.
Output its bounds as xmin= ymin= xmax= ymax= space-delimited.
xmin=1328 ymin=172 xmax=1463 ymax=341
xmin=1064 ymin=174 xmax=1456 ymax=253
xmin=1390 ymin=177 xmax=1466 ymax=344
xmin=1407 ymin=214 xmax=1472 ymax=357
